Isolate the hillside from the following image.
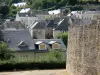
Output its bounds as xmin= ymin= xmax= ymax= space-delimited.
xmin=26 ymin=0 xmax=99 ymax=10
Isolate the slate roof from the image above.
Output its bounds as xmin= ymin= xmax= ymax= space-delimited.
xmin=18 ymin=13 xmax=36 ymax=17
xmin=54 ymin=17 xmax=69 ymax=31
xmin=2 ymin=29 xmax=35 ymax=51
xmin=33 ymin=39 xmax=66 ymax=50
xmin=3 ymin=21 xmax=25 ymax=29
xmin=32 ymin=10 xmax=49 ymax=15
xmin=30 ymin=21 xmax=46 ymax=29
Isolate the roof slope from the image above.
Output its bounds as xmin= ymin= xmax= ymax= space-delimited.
xmin=55 ymin=17 xmax=69 ymax=31
xmin=18 ymin=13 xmax=36 ymax=17
xmin=3 ymin=21 xmax=25 ymax=29
xmin=2 ymin=29 xmax=35 ymax=51
xmin=30 ymin=21 xmax=46 ymax=29
xmin=33 ymin=39 xmax=66 ymax=50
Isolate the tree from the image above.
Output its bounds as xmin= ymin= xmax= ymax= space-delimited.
xmin=0 ymin=42 xmax=14 ymax=60
xmin=57 ymin=32 xmax=68 ymax=46
xmin=67 ymin=0 xmax=77 ymax=5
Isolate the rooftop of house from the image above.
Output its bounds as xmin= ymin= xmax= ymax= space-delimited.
xmin=29 ymin=21 xmax=47 ymax=29
xmin=48 ymin=9 xmax=61 ymax=15
xmin=67 ymin=10 xmax=100 ymax=17
xmin=13 ymin=2 xmax=26 ymax=7
xmin=33 ymin=39 xmax=66 ymax=50
xmin=2 ymin=29 xmax=66 ymax=51
xmin=31 ymin=10 xmax=49 ymax=15
xmin=54 ymin=17 xmax=69 ymax=31
xmin=20 ymin=8 xmax=30 ymax=13
xmin=3 ymin=21 xmax=25 ymax=29
xmin=18 ymin=13 xmax=36 ymax=17
xmin=2 ymin=29 xmax=35 ymax=51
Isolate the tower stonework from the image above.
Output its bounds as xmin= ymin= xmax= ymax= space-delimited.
xmin=66 ymin=21 xmax=100 ymax=75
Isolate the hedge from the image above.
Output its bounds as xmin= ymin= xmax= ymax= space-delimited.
xmin=0 ymin=61 xmax=66 ymax=71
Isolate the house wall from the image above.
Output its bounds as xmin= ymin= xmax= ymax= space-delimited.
xmin=45 ymin=28 xmax=53 ymax=39
xmin=32 ymin=29 xmax=45 ymax=39
xmin=13 ymin=52 xmax=47 ymax=61
xmin=12 ymin=51 xmax=66 ymax=62
xmin=53 ymin=30 xmax=61 ymax=39
xmin=15 ymin=14 xmax=21 ymax=21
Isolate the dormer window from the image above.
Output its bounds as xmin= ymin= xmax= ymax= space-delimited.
xmin=52 ymin=42 xmax=60 ymax=49
xmin=49 ymin=41 xmax=60 ymax=49
xmin=39 ymin=43 xmax=46 ymax=50
xmin=18 ymin=41 xmax=27 ymax=47
xmin=35 ymin=41 xmax=46 ymax=50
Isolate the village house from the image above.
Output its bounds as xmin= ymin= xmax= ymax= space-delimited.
xmin=15 ymin=13 xmax=38 ymax=27
xmin=1 ymin=29 xmax=66 ymax=61
xmin=68 ymin=10 xmax=100 ymax=20
xmin=28 ymin=17 xmax=69 ymax=39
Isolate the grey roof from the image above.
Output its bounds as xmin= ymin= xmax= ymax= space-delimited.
xmin=18 ymin=13 xmax=36 ymax=17
xmin=2 ymin=29 xmax=35 ymax=51
xmin=30 ymin=21 xmax=46 ymax=29
xmin=3 ymin=21 xmax=25 ymax=29
xmin=33 ymin=39 xmax=66 ymax=50
xmin=55 ymin=18 xmax=69 ymax=31
xmin=32 ymin=10 xmax=49 ymax=15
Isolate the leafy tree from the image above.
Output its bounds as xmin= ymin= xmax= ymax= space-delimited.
xmin=57 ymin=32 xmax=68 ymax=46
xmin=67 ymin=0 xmax=77 ymax=5
xmin=0 ymin=42 xmax=14 ymax=60
xmin=0 ymin=5 xmax=10 ymax=18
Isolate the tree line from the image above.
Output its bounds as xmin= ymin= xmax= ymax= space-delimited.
xmin=26 ymin=0 xmax=99 ymax=10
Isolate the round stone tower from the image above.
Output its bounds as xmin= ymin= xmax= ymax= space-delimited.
xmin=66 ymin=21 xmax=100 ymax=75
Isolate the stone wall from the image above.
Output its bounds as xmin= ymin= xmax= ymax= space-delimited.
xmin=66 ymin=22 xmax=100 ymax=75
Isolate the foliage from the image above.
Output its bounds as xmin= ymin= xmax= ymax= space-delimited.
xmin=7 ymin=4 xmax=20 ymax=18
xmin=0 ymin=42 xmax=14 ymax=60
xmin=39 ymin=50 xmax=65 ymax=63
xmin=26 ymin=0 xmax=69 ymax=10
xmin=0 ymin=50 xmax=66 ymax=71
xmin=57 ymin=32 xmax=68 ymax=46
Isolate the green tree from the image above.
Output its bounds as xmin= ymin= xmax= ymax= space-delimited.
xmin=67 ymin=0 xmax=77 ymax=5
xmin=57 ymin=32 xmax=68 ymax=46
xmin=0 ymin=42 xmax=14 ymax=60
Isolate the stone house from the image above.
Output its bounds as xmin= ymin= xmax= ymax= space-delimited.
xmin=68 ymin=11 xmax=100 ymax=20
xmin=28 ymin=21 xmax=46 ymax=39
xmin=15 ymin=13 xmax=38 ymax=27
xmin=1 ymin=29 xmax=66 ymax=61
xmin=28 ymin=17 xmax=69 ymax=39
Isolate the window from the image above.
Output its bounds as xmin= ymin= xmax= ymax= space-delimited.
xmin=39 ymin=43 xmax=46 ymax=50
xmin=52 ymin=43 xmax=60 ymax=49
